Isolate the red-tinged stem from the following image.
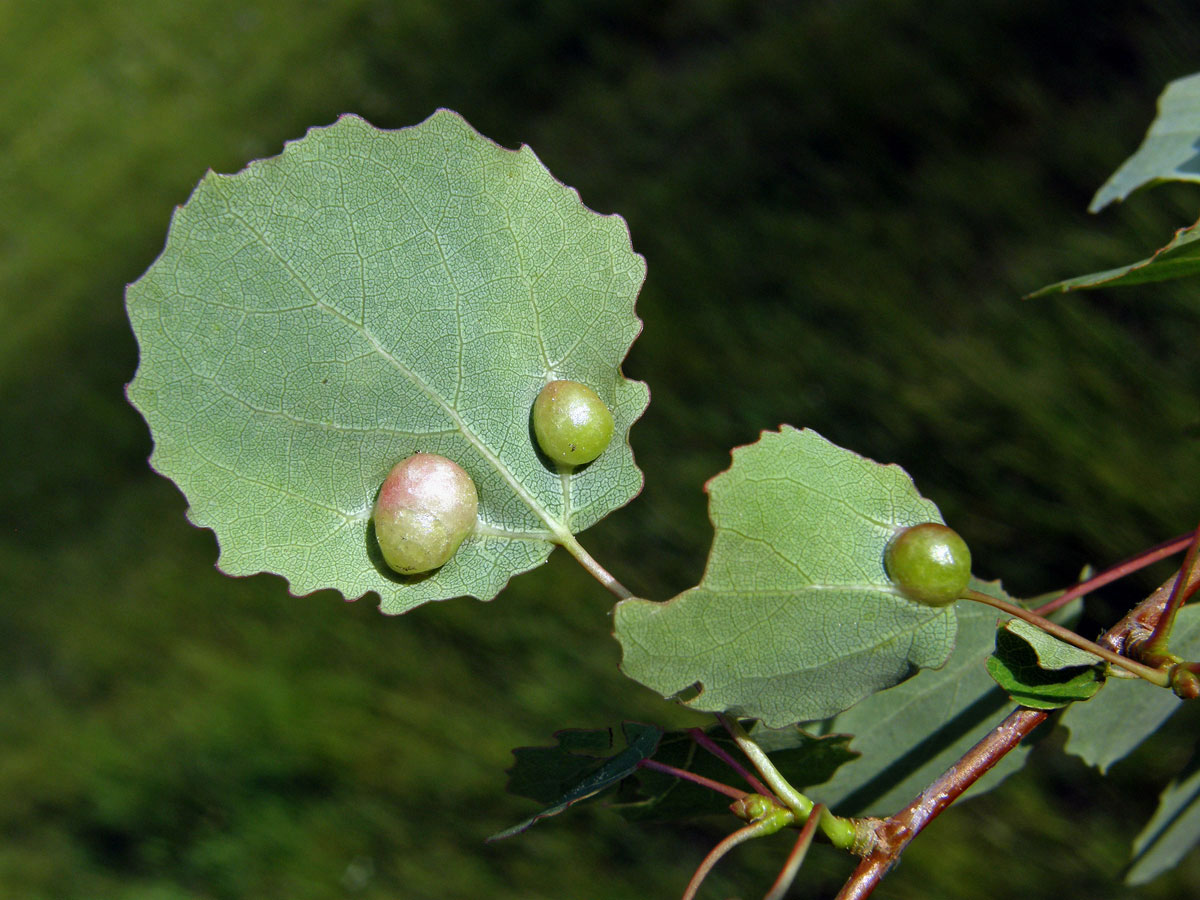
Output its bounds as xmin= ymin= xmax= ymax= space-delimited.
xmin=690 ymin=727 xmax=775 ymax=800
xmin=835 ymin=572 xmax=1182 ymax=899
xmin=681 ymin=819 xmax=783 ymax=900
xmin=1032 ymin=530 xmax=1196 ymax=617
xmin=636 ymin=758 xmax=748 ymax=801
xmin=1141 ymin=524 xmax=1200 ymax=658
xmin=763 ymin=803 xmax=824 ymax=900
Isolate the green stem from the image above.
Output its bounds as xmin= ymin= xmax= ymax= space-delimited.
xmin=717 ymin=715 xmax=858 ymax=850
xmin=556 ymin=530 xmax=634 ymax=601
xmin=963 ymin=589 xmax=1170 ymax=687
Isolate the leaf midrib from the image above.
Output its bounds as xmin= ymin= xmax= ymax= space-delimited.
xmin=224 ymin=195 xmax=569 ymax=542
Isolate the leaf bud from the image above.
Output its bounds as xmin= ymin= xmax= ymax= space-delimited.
xmin=730 ymin=793 xmax=775 ymax=822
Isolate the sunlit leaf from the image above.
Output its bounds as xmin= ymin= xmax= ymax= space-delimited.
xmin=1029 ymin=71 xmax=1200 ymax=297
xmin=999 ymin=618 xmax=1105 ymax=670
xmin=1090 ymin=72 xmax=1200 ymax=212
xmin=615 ymin=427 xmax=956 ymax=727
xmin=126 ymin=111 xmax=648 ymax=612
xmin=1026 ymin=220 xmax=1200 ymax=297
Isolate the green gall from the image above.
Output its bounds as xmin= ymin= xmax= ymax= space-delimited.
xmin=885 ymin=522 xmax=972 ymax=607
xmin=373 ymin=453 xmax=479 ymax=575
xmin=532 ymin=379 xmax=614 ymax=467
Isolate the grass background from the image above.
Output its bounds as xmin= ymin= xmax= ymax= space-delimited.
xmin=2 ymin=1 xmax=1200 ymax=897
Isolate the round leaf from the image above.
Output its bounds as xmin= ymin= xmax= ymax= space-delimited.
xmin=126 ymin=111 xmax=648 ymax=612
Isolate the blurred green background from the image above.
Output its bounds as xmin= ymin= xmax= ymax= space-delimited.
xmin=2 ymin=1 xmax=1199 ymax=898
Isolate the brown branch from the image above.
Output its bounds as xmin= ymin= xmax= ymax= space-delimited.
xmin=834 ymin=707 xmax=1048 ymax=900
xmin=834 ymin=569 xmax=1190 ymax=900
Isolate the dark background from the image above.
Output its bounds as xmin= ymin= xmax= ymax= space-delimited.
xmin=2 ymin=1 xmax=1199 ymax=897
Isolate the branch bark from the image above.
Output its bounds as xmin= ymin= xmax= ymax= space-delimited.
xmin=835 ymin=570 xmax=1192 ymax=900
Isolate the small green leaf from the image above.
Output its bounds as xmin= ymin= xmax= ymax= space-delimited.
xmin=1127 ymin=751 xmax=1200 ymax=885
xmin=1062 ymin=605 xmax=1200 ymax=773
xmin=1090 ymin=72 xmax=1200 ymax=212
xmin=490 ymin=722 xmax=662 ymax=841
xmin=986 ymin=622 xmax=1104 ymax=710
xmin=809 ymin=582 xmax=1031 ymax=817
xmin=1026 ymin=219 xmax=1200 ymax=297
xmin=126 ymin=111 xmax=648 ymax=612
xmin=615 ymin=427 xmax=957 ymax=727
xmin=1002 ymin=618 xmax=1106 ymax=670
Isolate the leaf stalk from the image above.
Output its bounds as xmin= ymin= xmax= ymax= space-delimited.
xmin=556 ymin=531 xmax=634 ymax=600
xmin=717 ymin=715 xmax=859 ymax=851
xmin=636 ymin=758 xmax=748 ymax=801
xmin=681 ymin=812 xmax=793 ymax=900
xmin=688 ymin=727 xmax=774 ymax=798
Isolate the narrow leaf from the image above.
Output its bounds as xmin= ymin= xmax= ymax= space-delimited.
xmin=1090 ymin=71 xmax=1200 ymax=212
xmin=126 ymin=111 xmax=648 ymax=612
xmin=1026 ymin=219 xmax=1200 ymax=297
xmin=615 ymin=427 xmax=956 ymax=727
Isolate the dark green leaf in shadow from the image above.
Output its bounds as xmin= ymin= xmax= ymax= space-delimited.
xmin=1062 ymin=605 xmax=1200 ymax=773
xmin=1127 ymin=748 xmax=1200 ymax=885
xmin=489 ymin=722 xmax=662 ymax=841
